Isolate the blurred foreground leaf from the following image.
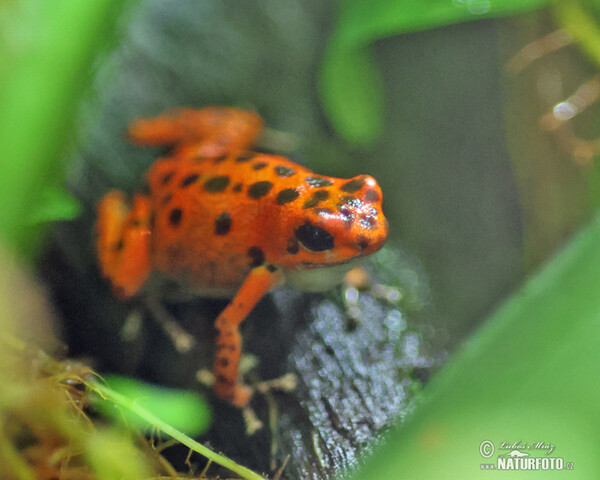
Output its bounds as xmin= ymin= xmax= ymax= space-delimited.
xmin=0 ymin=0 xmax=133 ymax=256
xmin=352 ymin=214 xmax=600 ymax=478
xmin=26 ymin=186 xmax=82 ymax=226
xmin=97 ymin=375 xmax=211 ymax=436
xmin=321 ymin=0 xmax=550 ymax=143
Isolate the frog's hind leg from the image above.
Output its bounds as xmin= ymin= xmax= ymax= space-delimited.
xmin=128 ymin=106 xmax=264 ymax=158
xmin=96 ymin=190 xmax=152 ymax=299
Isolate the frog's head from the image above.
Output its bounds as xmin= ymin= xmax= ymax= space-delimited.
xmin=283 ymin=174 xmax=388 ymax=292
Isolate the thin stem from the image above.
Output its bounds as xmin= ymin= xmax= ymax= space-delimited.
xmin=89 ymin=379 xmax=266 ymax=480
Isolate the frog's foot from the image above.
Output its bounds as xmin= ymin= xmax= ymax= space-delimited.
xmin=196 ymin=361 xmax=255 ymax=407
xmin=128 ymin=106 xmax=264 ymax=158
xmin=96 ymin=191 xmax=151 ymax=299
xmin=143 ymin=296 xmax=196 ymax=353
xmin=255 ymin=373 xmax=297 ymax=395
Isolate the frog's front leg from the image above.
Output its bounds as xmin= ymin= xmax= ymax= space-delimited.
xmin=96 ymin=190 xmax=152 ymax=299
xmin=213 ymin=265 xmax=284 ymax=407
xmin=128 ymin=106 xmax=264 ymax=158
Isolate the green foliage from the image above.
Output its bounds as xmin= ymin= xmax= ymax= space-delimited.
xmin=25 ymin=186 xmax=82 ymax=225
xmin=320 ymin=0 xmax=551 ymax=144
xmin=84 ymin=429 xmax=153 ymax=480
xmin=351 ymin=213 xmax=600 ymax=478
xmin=91 ymin=378 xmax=267 ymax=480
xmin=96 ymin=375 xmax=212 ymax=437
xmin=0 ymin=0 xmax=133 ymax=256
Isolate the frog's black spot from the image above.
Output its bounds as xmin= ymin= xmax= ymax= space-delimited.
xmin=247 ymin=246 xmax=265 ymax=267
xmin=341 ymin=177 xmax=366 ymax=193
xmin=204 ymin=175 xmax=230 ymax=192
xmin=365 ymin=189 xmax=380 ymax=202
xmin=216 ymin=374 xmax=232 ymax=385
xmin=295 ymin=221 xmax=334 ymax=252
xmin=232 ymin=183 xmax=243 ymax=193
xmin=130 ymin=218 xmax=142 ymax=227
xmin=180 ymin=173 xmax=200 ymax=188
xmin=339 ymin=206 xmax=354 ymax=229
xmin=236 ymin=153 xmax=255 ymax=162
xmin=213 ymin=155 xmax=228 ymax=163
xmin=359 ymin=215 xmax=376 ymax=230
xmin=169 ymin=208 xmax=183 ymax=227
xmin=338 ymin=195 xmax=364 ymax=210
xmin=248 ymin=181 xmax=273 ymax=199
xmin=161 ymin=193 xmax=172 ymax=206
xmin=266 ymin=264 xmax=278 ymax=273
xmin=160 ymin=171 xmax=175 ymax=185
xmin=305 ymin=176 xmax=333 ymax=187
xmin=218 ymin=357 xmax=229 ymax=368
xmin=252 ymin=162 xmax=268 ymax=170
xmin=276 ymin=188 xmax=300 ymax=205
xmin=303 ymin=189 xmax=329 ymax=209
xmin=356 ymin=236 xmax=370 ymax=250
xmin=114 ymin=238 xmax=124 ymax=252
xmin=214 ymin=212 xmax=232 ymax=236
xmin=274 ymin=165 xmax=296 ymax=177
xmin=286 ymin=237 xmax=299 ymax=254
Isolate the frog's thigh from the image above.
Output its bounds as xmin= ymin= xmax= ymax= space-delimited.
xmin=96 ymin=191 xmax=152 ymax=298
xmin=213 ymin=265 xmax=283 ymax=407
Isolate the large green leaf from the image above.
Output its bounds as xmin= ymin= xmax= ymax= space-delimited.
xmin=0 ymin=0 xmax=134 ymax=256
xmin=351 ymin=214 xmax=600 ymax=478
xmin=321 ymin=0 xmax=552 ymax=144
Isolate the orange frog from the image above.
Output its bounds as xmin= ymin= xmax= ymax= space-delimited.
xmin=96 ymin=106 xmax=388 ymax=407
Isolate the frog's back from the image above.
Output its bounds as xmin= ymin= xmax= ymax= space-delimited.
xmin=147 ymin=151 xmax=312 ymax=292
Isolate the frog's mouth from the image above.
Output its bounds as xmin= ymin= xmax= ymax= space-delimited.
xmin=285 ymin=258 xmax=363 ymax=292
xmin=299 ymin=256 xmax=360 ymax=269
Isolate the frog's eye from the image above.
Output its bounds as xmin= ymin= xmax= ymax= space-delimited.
xmin=295 ymin=221 xmax=334 ymax=252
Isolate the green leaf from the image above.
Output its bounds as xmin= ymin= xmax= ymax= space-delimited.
xmin=552 ymin=0 xmax=600 ymax=70
xmin=0 ymin=0 xmax=134 ymax=256
xmin=85 ymin=428 xmax=153 ymax=480
xmin=320 ymin=44 xmax=384 ymax=144
xmin=320 ymin=0 xmax=552 ymax=144
xmin=26 ymin=187 xmax=82 ymax=225
xmin=96 ymin=375 xmax=212 ymax=437
xmin=335 ymin=0 xmax=552 ymax=45
xmin=351 ymin=214 xmax=600 ymax=478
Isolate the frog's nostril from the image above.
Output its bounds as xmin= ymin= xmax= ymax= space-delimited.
xmin=356 ymin=236 xmax=370 ymax=251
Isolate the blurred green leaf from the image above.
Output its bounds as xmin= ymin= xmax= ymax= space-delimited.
xmin=97 ymin=375 xmax=212 ymax=437
xmin=321 ymin=0 xmax=551 ymax=144
xmin=0 ymin=0 xmax=134 ymax=257
xmin=351 ymin=214 xmax=600 ymax=478
xmin=85 ymin=428 xmax=153 ymax=480
xmin=320 ymin=44 xmax=384 ymax=144
xmin=334 ymin=0 xmax=552 ymax=45
xmin=552 ymin=0 xmax=600 ymax=70
xmin=26 ymin=186 xmax=82 ymax=225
